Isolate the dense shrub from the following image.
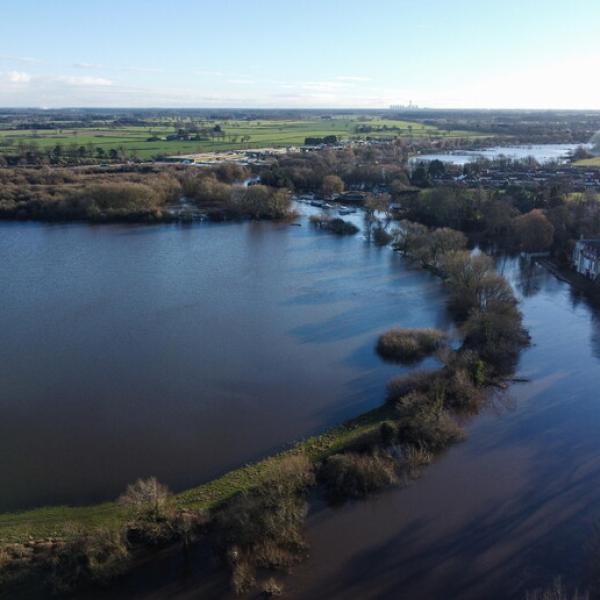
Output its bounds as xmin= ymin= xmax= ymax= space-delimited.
xmin=227 ymin=185 xmax=294 ymax=220
xmin=262 ymin=577 xmax=284 ymax=597
xmin=0 ymin=168 xmax=182 ymax=221
xmin=442 ymin=366 xmax=485 ymax=413
xmin=118 ymin=477 xmax=172 ymax=520
xmin=118 ymin=477 xmax=185 ymax=546
xmin=309 ymin=214 xmax=359 ymax=235
xmin=319 ymin=452 xmax=398 ymax=500
xmin=373 ymin=226 xmax=393 ymax=246
xmin=386 ymin=370 xmax=437 ymax=402
xmin=47 ymin=526 xmax=129 ymax=594
xmin=395 ymin=397 xmax=465 ymax=452
xmin=394 ymin=221 xmax=467 ymax=269
xmin=214 ymin=455 xmax=314 ymax=595
xmin=380 ymin=421 xmax=398 ymax=446
xmin=462 ymin=303 xmax=530 ymax=375
xmin=377 ymin=327 xmax=447 ymax=363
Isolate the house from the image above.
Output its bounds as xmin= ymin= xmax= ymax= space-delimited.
xmin=572 ymin=239 xmax=600 ymax=281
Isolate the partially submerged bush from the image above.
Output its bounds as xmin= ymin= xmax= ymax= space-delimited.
xmin=396 ymin=400 xmax=465 ymax=453
xmin=386 ymin=370 xmax=437 ymax=402
xmin=227 ymin=185 xmax=294 ymax=220
xmin=215 ymin=455 xmax=315 ymax=595
xmin=262 ymin=577 xmax=284 ymax=597
xmin=373 ymin=226 xmax=393 ymax=246
xmin=47 ymin=526 xmax=129 ymax=594
xmin=309 ymin=214 xmax=359 ymax=235
xmin=394 ymin=221 xmax=467 ymax=269
xmin=462 ymin=303 xmax=530 ymax=376
xmin=377 ymin=327 xmax=447 ymax=363
xmin=319 ymin=452 xmax=398 ymax=500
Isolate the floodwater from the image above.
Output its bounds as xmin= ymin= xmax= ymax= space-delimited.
xmin=410 ymin=143 xmax=590 ymax=166
xmin=93 ymin=254 xmax=600 ymax=600
xmin=5 ymin=210 xmax=600 ymax=598
xmin=282 ymin=255 xmax=600 ymax=599
xmin=0 ymin=207 xmax=449 ymax=511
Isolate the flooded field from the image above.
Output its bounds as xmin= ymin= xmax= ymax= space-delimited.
xmin=410 ymin=143 xmax=590 ymax=166
xmin=3 ymin=209 xmax=600 ymax=598
xmin=0 ymin=209 xmax=448 ymax=511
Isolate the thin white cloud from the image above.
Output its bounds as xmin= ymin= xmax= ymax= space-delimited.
xmin=0 ymin=55 xmax=41 ymax=64
xmin=227 ymin=78 xmax=255 ymax=85
xmin=73 ymin=62 xmax=104 ymax=69
xmin=58 ymin=75 xmax=113 ymax=87
xmin=279 ymin=80 xmax=351 ymax=93
xmin=195 ymin=70 xmax=225 ymax=77
xmin=336 ymin=75 xmax=371 ymax=82
xmin=7 ymin=71 xmax=31 ymax=83
xmin=73 ymin=62 xmax=162 ymax=73
xmin=120 ymin=66 xmax=163 ymax=73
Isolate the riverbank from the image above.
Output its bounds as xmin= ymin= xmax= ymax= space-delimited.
xmin=537 ymin=257 xmax=600 ymax=305
xmin=0 ymin=405 xmax=395 ymax=545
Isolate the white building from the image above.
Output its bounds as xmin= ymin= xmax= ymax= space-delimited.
xmin=572 ymin=239 xmax=600 ymax=281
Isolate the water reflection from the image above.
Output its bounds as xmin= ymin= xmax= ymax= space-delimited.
xmin=0 ymin=217 xmax=448 ymax=511
xmin=86 ymin=235 xmax=600 ymax=600
xmin=591 ymin=312 xmax=600 ymax=360
xmin=281 ymin=254 xmax=600 ymax=599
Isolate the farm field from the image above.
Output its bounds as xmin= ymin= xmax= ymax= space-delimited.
xmin=573 ymin=156 xmax=600 ymax=167
xmin=0 ymin=116 xmax=486 ymax=160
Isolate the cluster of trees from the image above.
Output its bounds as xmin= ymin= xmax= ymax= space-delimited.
xmin=0 ymin=141 xmax=138 ymax=166
xmin=0 ymin=168 xmax=181 ymax=221
xmin=308 ymin=214 xmax=359 ymax=235
xmin=398 ymin=185 xmax=600 ymax=259
xmin=394 ymin=222 xmax=529 ymax=374
xmin=181 ymin=168 xmax=294 ymax=220
xmin=400 ymin=109 xmax=600 ymax=143
xmin=304 ymin=135 xmax=338 ymax=146
xmin=0 ymin=163 xmax=298 ymax=223
xmin=260 ymin=143 xmax=410 ymax=192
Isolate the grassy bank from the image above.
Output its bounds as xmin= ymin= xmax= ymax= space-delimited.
xmin=0 ymin=405 xmax=394 ymax=544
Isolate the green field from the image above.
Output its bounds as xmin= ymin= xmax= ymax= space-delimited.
xmin=0 ymin=117 xmax=486 ymax=160
xmin=573 ymin=156 xmax=600 ymax=167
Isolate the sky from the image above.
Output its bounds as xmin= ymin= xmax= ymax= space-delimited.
xmin=1 ymin=0 xmax=599 ymax=109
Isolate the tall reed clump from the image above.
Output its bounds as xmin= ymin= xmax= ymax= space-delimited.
xmin=376 ymin=327 xmax=447 ymax=363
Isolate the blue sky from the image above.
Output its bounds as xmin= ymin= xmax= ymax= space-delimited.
xmin=1 ymin=0 xmax=599 ymax=108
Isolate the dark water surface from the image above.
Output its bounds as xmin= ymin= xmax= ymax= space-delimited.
xmin=281 ymin=256 xmax=600 ymax=599
xmin=0 ymin=212 xmax=449 ymax=511
xmin=5 ymin=213 xmax=600 ymax=599
xmin=91 ymin=256 xmax=600 ymax=600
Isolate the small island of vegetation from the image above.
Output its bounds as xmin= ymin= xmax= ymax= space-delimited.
xmin=376 ymin=327 xmax=447 ymax=363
